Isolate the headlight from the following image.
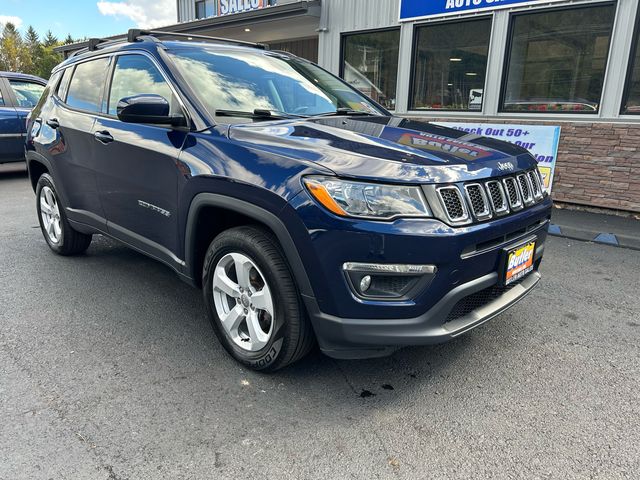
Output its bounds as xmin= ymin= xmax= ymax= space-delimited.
xmin=303 ymin=176 xmax=431 ymax=220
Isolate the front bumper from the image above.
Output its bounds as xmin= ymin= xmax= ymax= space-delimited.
xmin=305 ymin=269 xmax=541 ymax=359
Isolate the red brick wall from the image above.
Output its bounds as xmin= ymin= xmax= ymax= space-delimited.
xmin=423 ymin=117 xmax=640 ymax=213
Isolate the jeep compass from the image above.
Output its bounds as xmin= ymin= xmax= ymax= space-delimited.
xmin=26 ymin=30 xmax=552 ymax=371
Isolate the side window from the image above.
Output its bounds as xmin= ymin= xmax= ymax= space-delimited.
xmin=8 ymin=80 xmax=46 ymax=108
xmin=0 ymin=86 xmax=4 ymax=107
xmin=108 ymin=55 xmax=175 ymax=116
xmin=57 ymin=68 xmax=73 ymax=101
xmin=31 ymin=71 xmax=62 ymax=113
xmin=66 ymin=58 xmax=110 ymax=113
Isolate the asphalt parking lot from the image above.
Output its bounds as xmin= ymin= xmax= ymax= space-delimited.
xmin=1 ymin=163 xmax=639 ymax=480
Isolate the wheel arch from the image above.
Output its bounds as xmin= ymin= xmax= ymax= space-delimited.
xmin=184 ymin=193 xmax=314 ymax=298
xmin=26 ymin=152 xmax=54 ymax=192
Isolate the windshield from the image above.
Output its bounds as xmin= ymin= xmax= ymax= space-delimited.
xmin=166 ymin=47 xmax=386 ymax=119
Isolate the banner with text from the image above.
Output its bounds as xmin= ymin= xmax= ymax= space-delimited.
xmin=399 ymin=0 xmax=565 ymax=21
xmin=435 ymin=122 xmax=561 ymax=192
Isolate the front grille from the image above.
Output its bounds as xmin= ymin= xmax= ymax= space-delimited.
xmin=445 ymin=282 xmax=520 ymax=323
xmin=517 ymin=174 xmax=533 ymax=204
xmin=464 ymin=184 xmax=491 ymax=220
xmin=432 ymin=168 xmax=545 ymax=226
xmin=437 ymin=186 xmax=467 ymax=222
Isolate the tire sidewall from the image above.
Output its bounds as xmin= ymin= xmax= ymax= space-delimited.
xmin=36 ymin=173 xmax=66 ymax=252
xmin=203 ymin=231 xmax=295 ymax=371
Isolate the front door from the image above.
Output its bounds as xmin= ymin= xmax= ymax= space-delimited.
xmin=0 ymin=78 xmax=23 ymax=162
xmin=92 ymin=53 xmax=186 ymax=263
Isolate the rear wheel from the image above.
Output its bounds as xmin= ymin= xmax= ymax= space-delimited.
xmin=202 ymin=226 xmax=314 ymax=371
xmin=36 ymin=173 xmax=92 ymax=255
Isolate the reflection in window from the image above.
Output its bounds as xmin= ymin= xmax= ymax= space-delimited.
xmin=8 ymin=80 xmax=46 ymax=108
xmin=168 ymin=49 xmax=383 ymax=118
xmin=411 ymin=19 xmax=491 ymax=111
xmin=108 ymin=55 xmax=174 ymax=116
xmin=342 ymin=30 xmax=399 ymax=110
xmin=622 ymin=18 xmax=640 ymax=114
xmin=66 ymin=58 xmax=110 ymax=113
xmin=502 ymin=5 xmax=615 ymax=113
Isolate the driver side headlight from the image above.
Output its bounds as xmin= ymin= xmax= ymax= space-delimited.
xmin=303 ymin=176 xmax=431 ymax=220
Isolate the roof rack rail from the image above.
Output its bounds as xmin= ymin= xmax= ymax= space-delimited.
xmin=126 ymin=29 xmax=268 ymax=50
xmin=68 ymin=37 xmax=124 ymax=58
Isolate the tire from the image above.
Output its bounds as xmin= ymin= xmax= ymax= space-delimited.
xmin=202 ymin=226 xmax=315 ymax=372
xmin=36 ymin=173 xmax=92 ymax=256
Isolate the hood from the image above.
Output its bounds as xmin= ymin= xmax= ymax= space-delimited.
xmin=227 ymin=115 xmax=537 ymax=184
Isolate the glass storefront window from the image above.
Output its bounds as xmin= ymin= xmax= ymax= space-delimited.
xmin=411 ymin=18 xmax=492 ymax=111
xmin=502 ymin=5 xmax=616 ymax=114
xmin=195 ymin=0 xmax=215 ymax=19
xmin=622 ymin=14 xmax=640 ymax=115
xmin=341 ymin=29 xmax=400 ymax=110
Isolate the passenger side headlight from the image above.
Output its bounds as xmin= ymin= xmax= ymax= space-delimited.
xmin=304 ymin=176 xmax=431 ymax=220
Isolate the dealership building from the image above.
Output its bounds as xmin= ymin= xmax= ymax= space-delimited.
xmin=63 ymin=0 xmax=640 ymax=212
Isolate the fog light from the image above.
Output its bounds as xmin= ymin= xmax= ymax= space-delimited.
xmin=343 ymin=262 xmax=437 ymax=300
xmin=360 ymin=275 xmax=372 ymax=292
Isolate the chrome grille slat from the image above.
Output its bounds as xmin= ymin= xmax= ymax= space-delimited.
xmin=464 ymin=184 xmax=492 ymax=220
xmin=528 ymin=170 xmax=543 ymax=200
xmin=485 ymin=181 xmax=509 ymax=215
xmin=502 ymin=177 xmax=523 ymax=210
xmin=517 ymin=174 xmax=534 ymax=205
xmin=436 ymin=186 xmax=469 ymax=224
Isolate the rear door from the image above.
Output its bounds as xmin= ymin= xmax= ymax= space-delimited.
xmin=92 ymin=53 xmax=185 ymax=260
xmin=0 ymin=77 xmax=24 ymax=162
xmin=51 ymin=57 xmax=111 ymax=224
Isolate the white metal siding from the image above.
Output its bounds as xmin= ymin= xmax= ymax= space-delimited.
xmin=317 ymin=0 xmax=398 ymax=74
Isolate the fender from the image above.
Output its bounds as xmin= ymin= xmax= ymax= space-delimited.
xmin=184 ymin=193 xmax=315 ymax=298
xmin=25 ymin=151 xmax=73 ymax=206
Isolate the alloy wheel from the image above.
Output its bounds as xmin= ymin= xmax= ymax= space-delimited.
xmin=212 ymin=252 xmax=275 ymax=352
xmin=40 ymin=186 xmax=62 ymax=245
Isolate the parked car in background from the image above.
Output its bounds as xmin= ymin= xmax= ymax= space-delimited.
xmin=0 ymin=72 xmax=47 ymax=164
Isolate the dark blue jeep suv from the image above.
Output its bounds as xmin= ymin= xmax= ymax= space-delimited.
xmin=26 ymin=30 xmax=552 ymax=371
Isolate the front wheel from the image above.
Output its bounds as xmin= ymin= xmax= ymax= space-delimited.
xmin=202 ymin=226 xmax=314 ymax=371
xmin=36 ymin=173 xmax=92 ymax=255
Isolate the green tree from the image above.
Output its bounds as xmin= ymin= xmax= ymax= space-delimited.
xmin=63 ymin=34 xmax=74 ymax=45
xmin=43 ymin=30 xmax=58 ymax=47
xmin=23 ymin=25 xmax=42 ymax=75
xmin=0 ymin=23 xmax=28 ymax=72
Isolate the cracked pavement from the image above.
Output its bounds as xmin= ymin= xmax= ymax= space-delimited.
xmin=1 ymin=163 xmax=639 ymax=479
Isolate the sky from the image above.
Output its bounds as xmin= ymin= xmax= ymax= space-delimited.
xmin=0 ymin=0 xmax=178 ymax=40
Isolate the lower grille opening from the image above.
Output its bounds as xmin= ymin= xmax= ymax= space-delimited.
xmin=445 ymin=281 xmax=521 ymax=323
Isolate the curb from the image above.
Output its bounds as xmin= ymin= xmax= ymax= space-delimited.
xmin=548 ymin=224 xmax=640 ymax=251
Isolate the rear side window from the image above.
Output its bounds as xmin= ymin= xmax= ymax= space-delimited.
xmin=8 ymin=80 xmax=46 ymax=108
xmin=107 ymin=55 xmax=175 ymax=116
xmin=57 ymin=68 xmax=73 ymax=101
xmin=66 ymin=58 xmax=110 ymax=112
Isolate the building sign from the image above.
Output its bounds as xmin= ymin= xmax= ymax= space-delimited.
xmin=399 ymin=0 xmax=565 ymax=21
xmin=218 ymin=0 xmax=274 ymax=16
xmin=435 ymin=122 xmax=561 ymax=192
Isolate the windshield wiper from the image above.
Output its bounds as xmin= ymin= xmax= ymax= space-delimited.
xmin=311 ymin=108 xmax=381 ymax=118
xmin=215 ymin=109 xmax=306 ymax=120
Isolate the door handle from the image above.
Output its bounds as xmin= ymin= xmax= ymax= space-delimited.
xmin=46 ymin=118 xmax=59 ymax=129
xmin=94 ymin=130 xmax=114 ymax=144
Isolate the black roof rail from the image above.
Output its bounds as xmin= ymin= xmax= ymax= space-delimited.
xmin=126 ymin=29 xmax=268 ymax=50
xmin=68 ymin=37 xmax=126 ymax=58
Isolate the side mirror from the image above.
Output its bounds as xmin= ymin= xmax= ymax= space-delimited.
xmin=116 ymin=94 xmax=186 ymax=127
